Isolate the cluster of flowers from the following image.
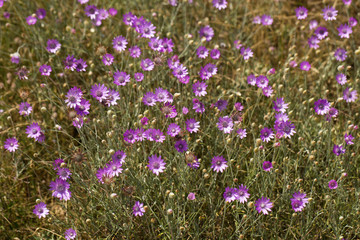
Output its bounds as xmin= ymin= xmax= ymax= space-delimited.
xmin=247 ymin=74 xmax=274 ymax=98
xmin=49 ymin=158 xmax=72 ymax=201
xmin=253 ymin=15 xmax=273 ymax=26
xmin=96 ymin=150 xmax=126 ymax=183
xmin=63 ymin=54 xmax=87 ymax=72
xmin=82 ymin=3 xmax=117 ymax=26
xmin=26 ymin=8 xmax=46 ymax=25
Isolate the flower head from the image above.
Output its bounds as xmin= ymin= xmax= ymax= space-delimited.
xmin=175 ymin=140 xmax=188 ymax=153
xmin=19 ymin=102 xmax=32 ymax=116
xmin=90 ymin=84 xmax=109 ymax=103
xmin=333 ymin=144 xmax=345 ymax=156
xmin=295 ymin=6 xmax=308 ymax=20
xmin=255 ymin=197 xmax=273 ymax=215
xmin=49 ymin=178 xmax=71 ymax=201
xmin=26 ymin=16 xmax=37 ymax=25
xmin=343 ymin=88 xmax=357 ymax=103
xmin=262 ymin=161 xmax=273 ymax=171
xmin=133 ymin=201 xmax=145 ymax=216
xmin=260 ymin=127 xmax=274 ymax=142
xmin=113 ymin=71 xmax=130 ymax=86
xmin=290 ymin=192 xmax=309 ymax=212
xmin=223 ymin=187 xmax=238 ymax=203
xmin=199 ymin=25 xmax=214 ymax=41
xmin=211 ymin=156 xmax=228 ymax=173
xmin=64 ymin=228 xmax=76 ymax=240
xmin=236 ymin=185 xmax=250 ymax=203
xmin=328 ymin=179 xmax=338 ymax=189
xmin=46 ymin=39 xmax=61 ymax=53
xmin=337 ymin=24 xmax=352 ymax=38
xmin=26 ymin=123 xmax=42 ymax=139
xmin=273 ymin=98 xmax=288 ymax=113
xmin=167 ymin=123 xmax=181 ymax=137
xmin=33 ymin=202 xmax=49 ymax=219
xmin=113 ymin=35 xmax=128 ymax=52
xmin=39 ymin=65 xmax=52 ymax=76
xmin=322 ymin=6 xmax=338 ymax=21
xmin=299 ymin=61 xmax=311 ymax=71
xmin=102 ymin=53 xmax=114 ymax=66
xmin=334 ymin=48 xmax=347 ymax=62
xmin=4 ymin=137 xmax=19 ymax=152
xmin=147 ymin=155 xmax=166 ymax=175
xmin=314 ymin=99 xmax=330 ymax=115
xmin=186 ymin=118 xmax=200 ymax=133
xmin=213 ymin=0 xmax=227 ymax=10
xmin=217 ymin=116 xmax=233 ymax=134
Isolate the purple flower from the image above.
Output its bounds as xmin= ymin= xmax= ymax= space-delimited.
xmin=75 ymin=98 xmax=91 ymax=116
xmin=217 ymin=116 xmax=233 ymax=134
xmin=133 ymin=201 xmax=145 ymax=216
xmin=196 ymin=46 xmax=208 ymax=59
xmin=260 ymin=127 xmax=274 ymax=142
xmin=315 ymin=26 xmax=328 ymax=40
xmin=187 ymin=193 xmax=196 ymax=200
xmin=247 ymin=74 xmax=256 ymax=86
xmin=102 ymin=53 xmax=114 ymax=66
xmin=129 ymin=45 xmax=141 ymax=58
xmin=33 ymin=202 xmax=49 ymax=219
xmin=240 ymin=47 xmax=253 ymax=60
xmin=90 ymin=84 xmax=109 ymax=103
xmin=186 ymin=118 xmax=200 ymax=133
xmin=343 ymin=0 xmax=351 ymax=5
xmin=4 ymin=137 xmax=19 ymax=152
xmin=309 ymin=20 xmax=318 ymax=30
xmin=149 ymin=37 xmax=163 ymax=52
xmin=182 ymin=107 xmax=189 ymax=115
xmin=224 ymin=187 xmax=238 ymax=203
xmin=290 ymin=192 xmax=309 ymax=212
xmin=215 ymin=99 xmax=228 ymax=111
xmin=63 ymin=55 xmax=77 ymax=71
xmin=199 ymin=63 xmax=217 ymax=80
xmin=337 ymin=24 xmax=352 ymax=39
xmin=328 ymin=179 xmax=338 ymax=189
xmin=322 ymin=6 xmax=338 ymax=21
xmin=141 ymin=58 xmax=155 ymax=71
xmin=334 ymin=48 xmax=347 ymax=62
xmin=273 ymin=98 xmax=288 ymax=113
xmin=57 ymin=168 xmax=72 ymax=180
xmin=53 ymin=159 xmax=64 ymax=170
xmin=349 ymin=17 xmax=357 ymax=27
xmin=161 ymin=103 xmax=177 ymax=118
xmin=78 ymin=0 xmax=89 ymax=4
xmin=26 ymin=123 xmax=42 ymax=139
xmin=98 ymin=9 xmax=109 ymax=20
xmin=160 ymin=38 xmax=174 ymax=53
xmin=155 ymin=88 xmax=171 ymax=103
xmin=333 ymin=144 xmax=345 ymax=156
xmin=253 ymin=16 xmax=261 ymax=24
xmin=150 ymin=129 xmax=166 ymax=143
xmin=274 ymin=121 xmax=296 ymax=139
xmin=308 ymin=35 xmax=320 ymax=49
xmin=173 ymin=64 xmax=189 ymax=80
xmin=256 ymin=75 xmax=268 ymax=88
xmin=113 ymin=35 xmax=128 ymax=52
xmin=26 ymin=16 xmax=37 ymax=25
xmin=344 ymin=133 xmax=354 ymax=145
xmin=255 ymin=197 xmax=273 ymax=215
xmin=141 ymin=117 xmax=149 ymax=126
xmin=236 ymin=129 xmax=247 ymax=139
xmin=147 ymin=155 xmax=166 ymax=175
xmin=85 ymin=5 xmax=98 ymax=19
xmin=213 ymin=0 xmax=227 ymax=10
xmin=113 ymin=71 xmax=130 ymax=86
xmin=134 ymin=72 xmax=144 ymax=82
xmin=262 ymin=161 xmax=273 ymax=171
xmin=175 ymin=140 xmax=188 ymax=153
xmin=72 ymin=117 xmax=84 ymax=128
xmin=234 ymin=40 xmax=243 ymax=49
xmin=75 ymin=58 xmax=87 ymax=72
xmin=199 ymin=25 xmax=214 ymax=41
xmin=299 ymin=61 xmax=311 ymax=71
xmin=36 ymin=8 xmax=46 ymax=19
xmin=343 ymin=88 xmax=357 ymax=103
xmin=112 ymin=150 xmax=127 ymax=164
xmin=105 ymin=90 xmax=120 ymax=106
xmin=336 ymin=73 xmax=347 ymax=85
xmin=275 ymin=113 xmax=289 ymax=123
xmin=236 ymin=185 xmax=250 ymax=203
xmin=295 ymin=6 xmax=308 ymax=20
xmin=289 ymin=60 xmax=297 ymax=68
xmin=314 ymin=99 xmax=330 ymax=115
xmin=19 ymin=102 xmax=32 ymax=116
xmin=261 ymin=15 xmax=273 ymax=26
xmin=167 ymin=123 xmax=181 ymax=137
xmin=262 ymin=86 xmax=273 ymax=97
xmin=105 ymin=160 xmax=123 ymax=177
xmin=49 ymin=178 xmax=71 ymax=201
xmin=123 ymin=12 xmax=134 ymax=25
xmin=46 ymin=39 xmax=61 ymax=53
xmin=39 ymin=64 xmax=52 ymax=76
xmin=192 ymin=81 xmax=207 ymax=97
xmin=139 ymin=21 xmax=156 ymax=38
xmin=10 ymin=52 xmax=20 ymax=64
xmin=64 ymin=228 xmax=76 ymax=240
xmin=65 ymin=86 xmax=83 ymax=108
xmin=124 ymin=129 xmax=136 ymax=144
xmin=211 ymin=156 xmax=228 ymax=173
xmin=143 ymin=92 xmax=157 ymax=106
xmin=210 ymin=49 xmax=220 ymax=59
xmin=134 ymin=128 xmax=146 ymax=142
xmin=193 ymin=98 xmax=206 ymax=113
